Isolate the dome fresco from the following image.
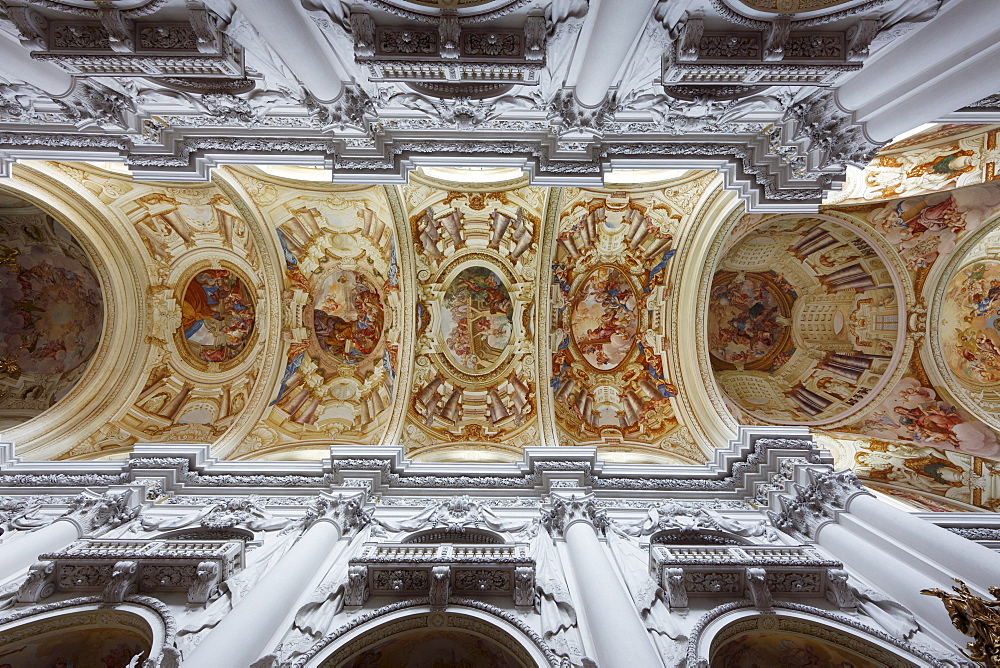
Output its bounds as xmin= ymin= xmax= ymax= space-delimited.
xmin=708 ymin=217 xmax=905 ymax=425
xmin=941 ymin=259 xmax=1000 ymax=386
xmin=0 ymin=192 xmax=103 ymax=428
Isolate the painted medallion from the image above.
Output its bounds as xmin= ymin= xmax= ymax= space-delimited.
xmin=707 ymin=272 xmax=794 ymax=371
xmin=180 ymin=269 xmax=255 ymax=363
xmin=312 ymin=270 xmax=384 ymax=364
xmin=440 ymin=265 xmax=513 ymax=372
xmin=569 ymin=265 xmax=639 ymax=371
xmin=941 ymin=260 xmax=1000 ymax=385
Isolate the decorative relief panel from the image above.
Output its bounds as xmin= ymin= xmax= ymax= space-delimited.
xmin=550 ymin=189 xmax=681 ymax=449
xmin=400 ymin=180 xmax=544 ymax=458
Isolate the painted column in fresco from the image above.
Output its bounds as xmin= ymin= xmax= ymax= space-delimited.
xmin=183 ymin=493 xmax=365 ymax=668
xmin=548 ymin=495 xmax=664 ymax=668
xmin=844 ymin=493 xmax=1000 ymax=593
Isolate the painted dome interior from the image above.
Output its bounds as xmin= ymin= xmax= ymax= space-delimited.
xmin=0 ymin=191 xmax=103 ymax=430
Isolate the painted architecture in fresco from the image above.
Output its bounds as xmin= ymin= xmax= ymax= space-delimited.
xmin=709 ymin=217 xmax=904 ymax=425
xmin=0 ymin=198 xmax=103 ymax=429
xmin=401 ymin=178 xmax=543 ymax=456
xmin=550 ymin=188 xmax=682 ymax=452
xmin=3 ymin=125 xmax=1000 ymax=508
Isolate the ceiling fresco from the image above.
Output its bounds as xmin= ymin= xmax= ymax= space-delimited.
xmin=400 ymin=176 xmax=544 ymax=459
xmin=0 ymin=192 xmax=103 ymax=430
xmin=229 ymin=170 xmax=403 ymax=457
xmin=710 ymin=216 xmax=905 ymax=425
xmin=550 ymin=188 xmax=680 ymax=450
xmin=4 ymin=125 xmax=1000 ymax=509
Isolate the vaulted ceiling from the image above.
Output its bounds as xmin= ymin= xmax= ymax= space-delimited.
xmin=2 ymin=1 xmax=1000 ymax=513
xmin=0 ymin=122 xmax=998 ymax=514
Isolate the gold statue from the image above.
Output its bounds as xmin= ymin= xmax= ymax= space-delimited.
xmin=922 ymin=578 xmax=1000 ymax=667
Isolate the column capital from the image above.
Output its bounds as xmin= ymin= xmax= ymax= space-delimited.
xmin=767 ymin=468 xmax=872 ymax=542
xmin=542 ymin=494 xmax=610 ymax=538
xmin=303 ymin=491 xmax=371 ymax=536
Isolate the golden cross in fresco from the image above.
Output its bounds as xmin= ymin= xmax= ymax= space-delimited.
xmin=922 ymin=578 xmax=1000 ymax=667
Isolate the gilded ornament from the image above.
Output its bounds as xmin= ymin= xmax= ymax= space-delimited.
xmin=922 ymin=578 xmax=1000 ymax=667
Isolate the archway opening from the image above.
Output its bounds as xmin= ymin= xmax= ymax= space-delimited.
xmin=333 ymin=628 xmax=534 ymax=668
xmin=0 ymin=609 xmax=153 ymax=668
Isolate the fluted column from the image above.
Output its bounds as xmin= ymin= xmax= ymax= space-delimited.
xmin=182 ymin=492 xmax=369 ymax=668
xmin=0 ymin=488 xmax=142 ymax=580
xmin=565 ymin=0 xmax=658 ymax=108
xmin=836 ymin=0 xmax=1000 ymax=142
xmin=229 ymin=0 xmax=344 ymax=102
xmin=0 ymin=34 xmax=73 ymax=96
xmin=544 ymin=495 xmax=663 ymax=668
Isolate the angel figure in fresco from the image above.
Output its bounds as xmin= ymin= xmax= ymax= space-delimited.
xmin=893 ymin=403 xmax=964 ymax=446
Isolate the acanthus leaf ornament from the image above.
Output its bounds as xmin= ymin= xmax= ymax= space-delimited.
xmin=541 ymin=494 xmax=611 ymax=538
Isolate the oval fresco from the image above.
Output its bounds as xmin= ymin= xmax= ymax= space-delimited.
xmin=180 ymin=268 xmax=255 ymax=363
xmin=707 ymin=271 xmax=794 ymax=371
xmin=569 ymin=265 xmax=639 ymax=371
xmin=312 ymin=269 xmax=384 ymax=364
xmin=941 ymin=259 xmax=1000 ymax=385
xmin=441 ymin=265 xmax=513 ymax=372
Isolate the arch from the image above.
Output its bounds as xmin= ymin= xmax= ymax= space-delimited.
xmin=401 ymin=527 xmax=506 ymax=544
xmin=0 ymin=163 xmax=148 ymax=459
xmin=297 ymin=601 xmax=558 ymax=668
xmin=154 ymin=526 xmax=256 ymax=542
xmin=688 ymin=602 xmax=943 ymax=667
xmin=0 ymin=595 xmax=178 ymax=667
xmin=649 ymin=528 xmax=752 ymax=546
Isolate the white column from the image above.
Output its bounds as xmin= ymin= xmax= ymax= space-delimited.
xmin=229 ymin=0 xmax=344 ymax=102
xmin=816 ymin=522 xmax=967 ymax=647
xmin=565 ymin=0 xmax=658 ymax=108
xmin=0 ymin=519 xmax=80 ymax=579
xmin=182 ymin=493 xmax=366 ymax=668
xmin=0 ymin=34 xmax=73 ymax=96
xmin=549 ymin=496 xmax=663 ymax=668
xmin=836 ymin=0 xmax=1000 ymax=141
